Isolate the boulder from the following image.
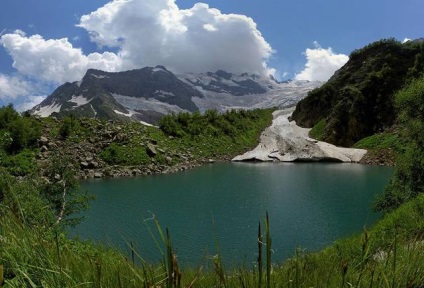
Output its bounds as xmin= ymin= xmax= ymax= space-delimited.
xmin=146 ymin=143 xmax=157 ymax=157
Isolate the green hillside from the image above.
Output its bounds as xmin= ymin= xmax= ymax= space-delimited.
xmin=292 ymin=38 xmax=424 ymax=147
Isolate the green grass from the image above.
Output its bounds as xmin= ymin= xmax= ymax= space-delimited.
xmin=1 ymin=191 xmax=423 ymax=287
xmin=309 ymin=118 xmax=326 ymax=140
xmin=353 ymin=132 xmax=404 ymax=152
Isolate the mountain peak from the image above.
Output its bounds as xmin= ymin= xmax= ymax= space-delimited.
xmin=31 ymin=66 xmax=321 ymax=124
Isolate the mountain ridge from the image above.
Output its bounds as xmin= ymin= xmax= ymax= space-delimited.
xmin=30 ymin=66 xmax=321 ymax=124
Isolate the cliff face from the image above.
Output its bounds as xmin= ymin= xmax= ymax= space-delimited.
xmin=291 ymin=38 xmax=424 ymax=147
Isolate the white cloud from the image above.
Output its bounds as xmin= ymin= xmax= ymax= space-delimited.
xmin=15 ymin=95 xmax=47 ymax=112
xmin=0 ymin=0 xmax=276 ymax=110
xmin=295 ymin=41 xmax=349 ymax=82
xmin=78 ymin=0 xmax=274 ymax=75
xmin=0 ymin=74 xmax=33 ymax=99
xmin=403 ymin=38 xmax=411 ymax=43
xmin=0 ymin=30 xmax=122 ymax=84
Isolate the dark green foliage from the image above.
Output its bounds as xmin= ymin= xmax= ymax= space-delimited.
xmin=353 ymin=132 xmax=403 ymax=152
xmin=374 ymin=77 xmax=424 ymax=212
xmin=100 ymin=142 xmax=150 ymax=165
xmin=309 ymin=118 xmax=327 ymax=140
xmin=41 ymin=155 xmax=92 ymax=227
xmin=0 ymin=149 xmax=38 ymax=176
xmin=160 ymin=108 xmax=271 ymax=139
xmin=292 ymin=38 xmax=424 ymax=147
xmin=0 ymin=104 xmax=41 ymax=153
xmin=58 ymin=115 xmax=79 ymax=139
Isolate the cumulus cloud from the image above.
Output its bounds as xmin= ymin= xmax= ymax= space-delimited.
xmin=0 ymin=74 xmax=34 ymax=99
xmin=0 ymin=74 xmax=47 ymax=111
xmin=295 ymin=41 xmax=349 ymax=82
xmin=14 ymin=95 xmax=46 ymax=112
xmin=78 ymin=0 xmax=274 ymax=75
xmin=0 ymin=0 xmax=275 ymax=110
xmin=0 ymin=30 xmax=122 ymax=84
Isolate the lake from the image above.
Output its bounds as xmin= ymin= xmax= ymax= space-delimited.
xmin=71 ymin=162 xmax=393 ymax=268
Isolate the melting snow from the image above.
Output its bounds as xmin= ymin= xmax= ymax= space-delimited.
xmin=154 ymin=90 xmax=175 ymax=97
xmin=69 ymin=95 xmax=91 ymax=106
xmin=33 ymin=102 xmax=62 ymax=117
xmin=91 ymin=74 xmax=109 ymax=79
xmin=114 ymin=109 xmax=135 ymax=117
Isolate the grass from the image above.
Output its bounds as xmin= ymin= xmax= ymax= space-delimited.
xmin=353 ymin=132 xmax=404 ymax=152
xmin=309 ymin=118 xmax=326 ymax=140
xmin=1 ymin=193 xmax=424 ymax=287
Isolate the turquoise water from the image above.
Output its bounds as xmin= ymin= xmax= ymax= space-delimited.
xmin=71 ymin=162 xmax=393 ymax=267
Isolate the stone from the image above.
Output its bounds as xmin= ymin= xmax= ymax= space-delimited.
xmin=146 ymin=143 xmax=157 ymax=157
xmin=39 ymin=136 xmax=49 ymax=146
xmin=94 ymin=172 xmax=103 ymax=178
xmin=40 ymin=145 xmax=49 ymax=152
xmin=80 ymin=162 xmax=90 ymax=169
xmin=89 ymin=161 xmax=99 ymax=169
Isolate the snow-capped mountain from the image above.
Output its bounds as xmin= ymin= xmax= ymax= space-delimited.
xmin=31 ymin=66 xmax=321 ymax=124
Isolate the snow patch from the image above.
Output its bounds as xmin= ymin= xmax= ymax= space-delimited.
xmin=90 ymin=104 xmax=97 ymax=117
xmin=91 ymin=74 xmax=109 ymax=79
xmin=114 ymin=109 xmax=135 ymax=117
xmin=154 ymin=90 xmax=175 ymax=97
xmin=112 ymin=93 xmax=188 ymax=115
xmin=152 ymin=66 xmax=169 ymax=73
xmin=68 ymin=95 xmax=91 ymax=106
xmin=33 ymin=102 xmax=62 ymax=117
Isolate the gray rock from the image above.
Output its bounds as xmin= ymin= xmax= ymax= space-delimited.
xmin=39 ymin=136 xmax=49 ymax=146
xmin=146 ymin=143 xmax=157 ymax=157
xmin=40 ymin=145 xmax=49 ymax=152
xmin=94 ymin=172 xmax=103 ymax=178
xmin=89 ymin=161 xmax=99 ymax=168
xmin=80 ymin=162 xmax=90 ymax=169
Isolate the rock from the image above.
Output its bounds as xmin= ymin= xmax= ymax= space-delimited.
xmin=146 ymin=143 xmax=157 ymax=157
xmin=94 ymin=172 xmax=103 ymax=178
xmin=37 ymin=160 xmax=50 ymax=169
xmin=89 ymin=161 xmax=99 ymax=169
xmin=208 ymin=159 xmax=215 ymax=163
xmin=80 ymin=162 xmax=90 ymax=169
xmin=38 ymin=136 xmax=49 ymax=146
xmin=157 ymin=148 xmax=166 ymax=154
xmin=47 ymin=142 xmax=57 ymax=149
xmin=86 ymin=156 xmax=94 ymax=162
xmin=40 ymin=145 xmax=49 ymax=152
xmin=87 ymin=170 xmax=95 ymax=178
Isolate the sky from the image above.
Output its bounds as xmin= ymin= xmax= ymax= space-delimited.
xmin=0 ymin=0 xmax=422 ymax=111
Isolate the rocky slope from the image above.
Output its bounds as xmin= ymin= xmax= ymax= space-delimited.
xmin=233 ymin=108 xmax=367 ymax=162
xmin=30 ymin=66 xmax=321 ymax=124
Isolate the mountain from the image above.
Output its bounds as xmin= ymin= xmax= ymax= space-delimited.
xmin=30 ymin=66 xmax=321 ymax=124
xmin=291 ymin=38 xmax=424 ymax=147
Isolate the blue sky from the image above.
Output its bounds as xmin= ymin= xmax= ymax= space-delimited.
xmin=0 ymin=0 xmax=422 ymax=110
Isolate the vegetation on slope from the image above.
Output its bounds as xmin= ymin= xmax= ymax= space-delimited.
xmin=292 ymin=38 xmax=424 ymax=147
xmin=2 ymin=107 xmax=273 ymax=179
xmin=373 ymin=76 xmax=424 ymax=212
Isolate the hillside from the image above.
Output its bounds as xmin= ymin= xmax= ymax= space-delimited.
xmin=291 ymin=38 xmax=424 ymax=147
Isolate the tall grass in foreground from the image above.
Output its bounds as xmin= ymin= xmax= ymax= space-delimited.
xmin=1 ymin=195 xmax=424 ymax=287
